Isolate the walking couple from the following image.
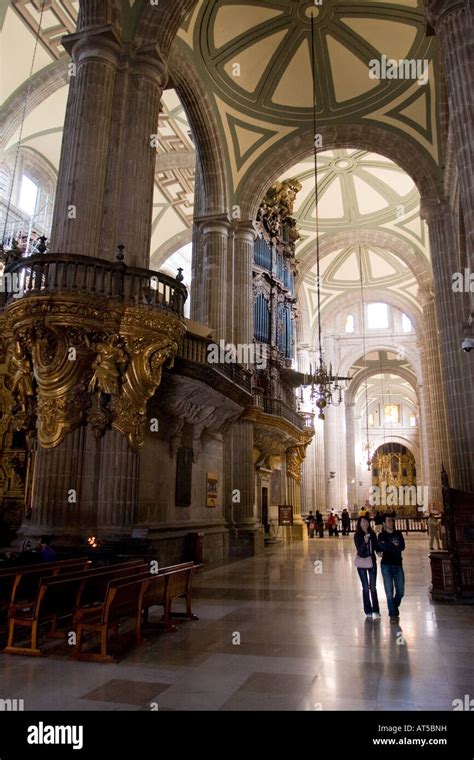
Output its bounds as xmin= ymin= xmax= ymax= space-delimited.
xmin=353 ymin=514 xmax=405 ymax=623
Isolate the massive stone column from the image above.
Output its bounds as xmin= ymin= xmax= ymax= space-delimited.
xmin=345 ymin=402 xmax=357 ymax=509
xmin=324 ymin=404 xmax=347 ymax=509
xmin=5 ymin=13 xmax=185 ymax=544
xmin=417 ymin=342 xmax=436 ymax=504
xmin=97 ymin=429 xmax=139 ymax=536
xmin=193 ymin=216 xmax=230 ymax=341
xmin=426 ymin=0 xmax=474 ymax=260
xmin=51 ymin=28 xmax=168 ymax=267
xmin=423 ymin=199 xmax=474 ymax=491
xmin=419 ymin=288 xmax=451 ymax=505
xmin=286 ymin=445 xmax=308 ymax=539
xmin=232 ymin=222 xmax=255 ymax=347
xmin=225 ymin=419 xmax=263 ymax=555
xmin=101 ymin=48 xmax=168 ymax=267
xmin=50 ymin=29 xmax=121 ymax=256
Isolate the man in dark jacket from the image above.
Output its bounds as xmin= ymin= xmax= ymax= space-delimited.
xmin=378 ymin=514 xmax=405 ymax=622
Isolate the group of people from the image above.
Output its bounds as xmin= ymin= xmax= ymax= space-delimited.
xmin=305 ymin=508 xmax=352 ymax=538
xmin=354 ymin=513 xmax=405 ymax=623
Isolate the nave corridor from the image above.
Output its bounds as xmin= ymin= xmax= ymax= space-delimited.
xmin=1 ymin=537 xmax=473 ymax=712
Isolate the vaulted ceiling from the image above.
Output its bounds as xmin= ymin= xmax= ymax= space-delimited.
xmin=286 ymin=149 xmax=431 ymax=340
xmin=1 ymin=0 xmax=439 ymax=300
xmin=177 ymin=0 xmax=442 ymax=198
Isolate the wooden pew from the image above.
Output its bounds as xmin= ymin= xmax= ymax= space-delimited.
xmin=162 ymin=563 xmax=199 ymax=631
xmin=3 ymin=560 xmax=146 ymax=656
xmin=72 ymin=563 xmax=200 ymax=661
xmin=72 ymin=577 xmax=148 ymax=662
xmin=0 ymin=559 xmax=90 ymax=619
xmin=140 ymin=562 xmax=199 ymax=631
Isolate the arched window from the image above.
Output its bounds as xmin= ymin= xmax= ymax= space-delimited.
xmin=18 ymin=175 xmax=39 ymax=216
xmin=402 ymin=313 xmax=412 ymax=333
xmin=345 ymin=314 xmax=354 ymax=333
xmin=368 ymin=303 xmax=389 ymax=329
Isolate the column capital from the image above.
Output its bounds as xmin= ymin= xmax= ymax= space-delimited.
xmin=62 ymin=24 xmax=122 ymax=65
xmin=130 ymin=45 xmax=169 ymax=89
xmin=233 ymin=220 xmax=257 ymax=243
xmin=420 ymin=196 xmax=452 ymax=223
xmin=425 ymin=0 xmax=468 ymax=32
xmin=195 ymin=213 xmax=232 ymax=236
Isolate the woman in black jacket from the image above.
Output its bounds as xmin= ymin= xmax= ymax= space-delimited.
xmin=353 ymin=516 xmax=381 ymax=620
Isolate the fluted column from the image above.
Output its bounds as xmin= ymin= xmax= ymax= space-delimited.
xmin=313 ymin=417 xmax=326 ymax=510
xmin=225 ymin=419 xmax=263 ymax=555
xmin=232 ymin=222 xmax=255 ymax=347
xmin=426 ymin=0 xmax=474 ymax=260
xmin=417 ymin=344 xmax=435 ymax=502
xmin=423 ymin=199 xmax=474 ymax=491
xmin=345 ymin=402 xmax=357 ymax=508
xmin=50 ymin=30 xmax=121 ymax=255
xmin=98 ymin=429 xmax=139 ymax=536
xmin=25 ymin=426 xmax=139 ymax=541
xmin=228 ymin=420 xmax=256 ymax=525
xmin=194 ymin=216 xmax=230 ymax=340
xmin=419 ymin=288 xmax=451 ymax=505
xmin=100 ymin=49 xmax=168 ymax=266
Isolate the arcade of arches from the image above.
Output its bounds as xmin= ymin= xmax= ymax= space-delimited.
xmin=0 ymin=0 xmax=473 ymax=712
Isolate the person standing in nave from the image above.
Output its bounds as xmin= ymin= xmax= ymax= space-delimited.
xmin=315 ymin=510 xmax=324 ymax=538
xmin=428 ymin=512 xmax=442 ymax=550
xmin=378 ymin=514 xmax=405 ymax=623
xmin=341 ymin=508 xmax=351 ymax=535
xmin=305 ymin=511 xmax=316 ymax=538
xmin=374 ymin=510 xmax=384 ymax=535
xmin=353 ymin=516 xmax=381 ymax=620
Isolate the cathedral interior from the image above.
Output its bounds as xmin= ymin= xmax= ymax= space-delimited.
xmin=0 ymin=0 xmax=473 ymax=718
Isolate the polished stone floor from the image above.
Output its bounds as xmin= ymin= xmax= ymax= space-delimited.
xmin=1 ymin=534 xmax=473 ymax=711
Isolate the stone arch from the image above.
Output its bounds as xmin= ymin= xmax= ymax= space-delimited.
xmin=168 ymin=41 xmax=229 ymax=216
xmin=339 ymin=342 xmax=422 ymax=384
xmin=296 ymin=229 xmax=433 ymax=293
xmin=316 ymin=289 xmax=424 ymax=347
xmin=238 ymin=123 xmax=442 ymax=221
xmin=370 ymin=437 xmax=422 ymax=473
xmin=347 ymin=365 xmax=420 ymax=407
xmin=134 ymin=0 xmax=198 ymax=57
xmin=77 ymin=1 xmax=122 ymax=33
xmin=151 ymin=229 xmax=193 ymax=271
xmin=0 ymin=62 xmax=69 ymax=150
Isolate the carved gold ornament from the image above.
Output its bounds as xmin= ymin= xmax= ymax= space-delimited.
xmin=5 ymin=296 xmax=185 ymax=451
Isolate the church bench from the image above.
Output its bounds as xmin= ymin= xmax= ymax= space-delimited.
xmin=71 ymin=563 xmax=200 ymax=661
xmin=71 ymin=577 xmax=148 ymax=662
xmin=2 ymin=560 xmax=146 ymax=657
xmin=161 ymin=563 xmax=199 ymax=631
xmin=0 ymin=557 xmax=91 ymax=577
xmin=0 ymin=559 xmax=90 ymax=619
xmin=73 ymin=562 xmax=196 ymax=627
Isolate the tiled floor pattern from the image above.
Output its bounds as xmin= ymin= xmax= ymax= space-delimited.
xmin=1 ymin=535 xmax=473 ymax=711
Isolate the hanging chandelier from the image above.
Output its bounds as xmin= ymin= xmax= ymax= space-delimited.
xmin=303 ymin=14 xmax=350 ymax=421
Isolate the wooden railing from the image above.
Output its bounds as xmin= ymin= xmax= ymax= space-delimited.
xmin=2 ymin=253 xmax=188 ymax=318
xmin=310 ymin=517 xmax=429 ymax=534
